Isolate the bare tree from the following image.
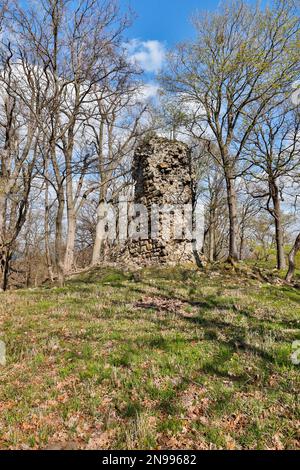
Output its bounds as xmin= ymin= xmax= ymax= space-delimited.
xmin=244 ymin=106 xmax=300 ymax=269
xmin=201 ymin=160 xmax=227 ymax=262
xmin=237 ymin=191 xmax=260 ymax=261
xmin=286 ymin=232 xmax=300 ymax=282
xmin=10 ymin=0 xmax=132 ymax=283
xmin=85 ymin=73 xmax=149 ymax=266
xmin=0 ymin=40 xmax=41 ymax=289
xmin=161 ymin=0 xmax=300 ymax=262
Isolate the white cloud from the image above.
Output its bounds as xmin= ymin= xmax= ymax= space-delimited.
xmin=139 ymin=82 xmax=160 ymax=100
xmin=126 ymin=39 xmax=166 ymax=73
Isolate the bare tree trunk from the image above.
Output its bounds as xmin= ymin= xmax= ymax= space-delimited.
xmin=208 ymin=209 xmax=215 ymax=263
xmin=63 ymin=130 xmax=76 ymax=273
xmin=92 ymin=198 xmax=105 ymax=266
xmin=55 ymin=189 xmax=65 ymax=287
xmin=91 ymin=119 xmax=106 ymax=267
xmin=225 ymin=174 xmax=239 ymax=263
xmin=64 ymin=208 xmax=76 ymax=273
xmin=274 ymin=212 xmax=286 ymax=270
xmin=44 ymin=159 xmax=54 ymax=282
xmin=285 ymin=233 xmax=300 ymax=283
xmin=92 ymin=226 xmax=103 ymax=266
xmin=91 ymin=167 xmax=113 ymax=266
xmin=2 ymin=249 xmax=11 ymax=291
xmin=239 ymin=229 xmax=245 ymax=261
xmin=270 ymin=180 xmax=286 ymax=270
xmin=0 ymin=192 xmax=6 ymax=289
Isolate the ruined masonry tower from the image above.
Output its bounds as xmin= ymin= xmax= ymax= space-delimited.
xmin=117 ymin=136 xmax=196 ymax=265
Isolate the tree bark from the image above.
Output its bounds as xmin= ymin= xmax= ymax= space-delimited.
xmin=2 ymin=248 xmax=11 ymax=291
xmin=64 ymin=208 xmax=76 ymax=273
xmin=208 ymin=208 xmax=216 ymax=263
xmin=239 ymin=229 xmax=245 ymax=261
xmin=44 ymin=158 xmax=54 ymax=282
xmin=270 ymin=180 xmax=286 ymax=270
xmin=225 ymin=174 xmax=239 ymax=262
xmin=91 ymin=118 xmax=111 ymax=266
xmin=0 ymin=191 xmax=6 ymax=289
xmin=92 ymin=203 xmax=105 ymax=266
xmin=63 ymin=123 xmax=76 ymax=274
xmin=285 ymin=233 xmax=300 ymax=283
xmin=55 ymin=188 xmax=65 ymax=287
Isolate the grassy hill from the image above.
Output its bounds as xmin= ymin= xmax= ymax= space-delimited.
xmin=0 ymin=266 xmax=299 ymax=450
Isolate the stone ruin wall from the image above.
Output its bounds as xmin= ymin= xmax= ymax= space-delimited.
xmin=112 ymin=136 xmax=196 ymax=266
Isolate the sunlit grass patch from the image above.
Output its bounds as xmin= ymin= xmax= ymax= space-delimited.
xmin=0 ymin=265 xmax=299 ymax=449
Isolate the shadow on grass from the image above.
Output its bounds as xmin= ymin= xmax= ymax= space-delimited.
xmin=66 ymin=268 xmax=297 ymax=377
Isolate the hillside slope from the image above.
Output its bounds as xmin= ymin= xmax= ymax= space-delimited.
xmin=0 ymin=266 xmax=299 ymax=449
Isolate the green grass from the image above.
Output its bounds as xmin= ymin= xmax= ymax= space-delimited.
xmin=0 ymin=265 xmax=299 ymax=450
xmin=245 ymin=248 xmax=300 ymax=280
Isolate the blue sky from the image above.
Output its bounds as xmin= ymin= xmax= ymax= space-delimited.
xmin=122 ymin=1 xmax=223 ymax=80
xmin=123 ymin=0 xmax=221 ymax=44
xmin=122 ymin=1 xmax=267 ymax=82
